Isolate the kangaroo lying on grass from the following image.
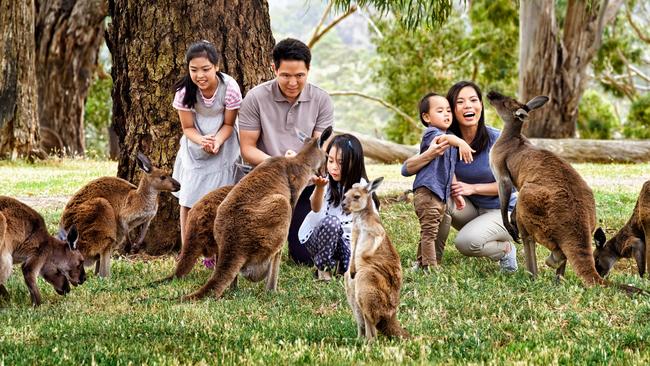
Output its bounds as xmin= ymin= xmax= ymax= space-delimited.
xmin=342 ymin=177 xmax=409 ymax=341
xmin=487 ymin=91 xmax=646 ymax=294
xmin=0 ymin=196 xmax=86 ymax=306
xmin=182 ymin=126 xmax=333 ymax=301
xmin=593 ymin=180 xmax=650 ymax=278
xmin=60 ymin=153 xmax=180 ymax=278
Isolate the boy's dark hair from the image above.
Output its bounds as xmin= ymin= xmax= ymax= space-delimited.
xmin=418 ymin=92 xmax=442 ymax=128
xmin=173 ymin=40 xmax=224 ymax=109
xmin=326 ymin=134 xmax=380 ymax=209
xmin=272 ymin=38 xmax=311 ymax=70
xmin=447 ymin=80 xmax=489 ymax=153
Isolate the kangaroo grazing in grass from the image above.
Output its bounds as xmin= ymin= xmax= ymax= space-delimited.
xmin=60 ymin=153 xmax=180 ymax=278
xmin=593 ymin=180 xmax=650 ymax=278
xmin=0 ymin=196 xmax=86 ymax=306
xmin=487 ymin=91 xmax=647 ymax=294
xmin=182 ymin=126 xmax=333 ymax=301
xmin=342 ymin=177 xmax=409 ymax=341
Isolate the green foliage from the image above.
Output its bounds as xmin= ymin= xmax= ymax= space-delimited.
xmin=576 ymin=90 xmax=619 ymax=139
xmin=1 ymin=160 xmax=650 ymax=363
xmin=331 ymin=0 xmax=453 ymax=29
xmin=372 ymin=0 xmax=518 ymax=144
xmin=592 ymin=12 xmax=645 ymax=99
xmin=83 ymin=74 xmax=112 ymax=158
xmin=624 ymin=93 xmax=650 ymax=139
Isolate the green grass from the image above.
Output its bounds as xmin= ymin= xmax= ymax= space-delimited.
xmin=1 ymin=159 xmax=649 ymax=364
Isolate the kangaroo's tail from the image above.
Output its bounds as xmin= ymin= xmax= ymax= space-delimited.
xmin=377 ymin=314 xmax=410 ymax=339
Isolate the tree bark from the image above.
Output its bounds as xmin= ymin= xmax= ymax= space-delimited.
xmin=0 ymin=0 xmax=41 ymax=159
xmin=107 ymin=0 xmax=275 ymax=254
xmin=34 ymin=0 xmax=107 ymax=156
xmin=519 ymin=0 xmax=623 ymax=138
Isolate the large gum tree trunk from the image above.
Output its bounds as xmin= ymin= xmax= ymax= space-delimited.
xmin=107 ymin=0 xmax=275 ymax=254
xmin=519 ymin=0 xmax=623 ymax=138
xmin=0 ymin=0 xmax=41 ymax=159
xmin=34 ymin=0 xmax=107 ymax=156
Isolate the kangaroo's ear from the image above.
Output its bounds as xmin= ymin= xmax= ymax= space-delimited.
xmin=317 ymin=126 xmax=333 ymax=148
xmin=136 ymin=152 xmax=153 ymax=173
xmin=594 ymin=227 xmax=606 ymax=248
xmin=525 ymin=96 xmax=549 ymax=111
xmin=66 ymin=225 xmax=79 ymax=250
xmin=367 ymin=177 xmax=384 ymax=194
xmin=514 ymin=108 xmax=528 ymax=120
xmin=295 ymin=129 xmax=310 ymax=144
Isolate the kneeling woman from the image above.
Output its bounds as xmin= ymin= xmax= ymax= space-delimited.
xmin=298 ymin=134 xmax=379 ymax=281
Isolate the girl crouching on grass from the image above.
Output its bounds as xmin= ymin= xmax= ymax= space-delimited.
xmin=298 ymin=134 xmax=380 ymax=281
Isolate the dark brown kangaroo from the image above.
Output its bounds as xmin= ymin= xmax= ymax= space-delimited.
xmin=60 ymin=153 xmax=180 ymax=278
xmin=593 ymin=180 xmax=650 ymax=278
xmin=182 ymin=126 xmax=333 ymax=301
xmin=0 ymin=196 xmax=86 ymax=306
xmin=487 ymin=91 xmax=646 ymax=295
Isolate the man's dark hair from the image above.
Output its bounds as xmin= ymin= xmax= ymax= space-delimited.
xmin=272 ymin=38 xmax=311 ymax=69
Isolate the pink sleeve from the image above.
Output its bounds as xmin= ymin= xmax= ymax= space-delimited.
xmin=172 ymin=88 xmax=191 ymax=111
xmin=225 ymin=79 xmax=242 ymax=110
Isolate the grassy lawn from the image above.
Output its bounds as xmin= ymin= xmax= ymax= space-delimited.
xmin=0 ymin=159 xmax=649 ymax=364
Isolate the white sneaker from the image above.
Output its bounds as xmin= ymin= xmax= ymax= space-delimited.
xmin=499 ymin=244 xmax=518 ymax=273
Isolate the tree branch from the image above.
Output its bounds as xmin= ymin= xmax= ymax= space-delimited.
xmin=625 ymin=3 xmax=650 ymax=43
xmin=329 ymin=90 xmax=422 ymax=131
xmin=308 ymin=4 xmax=357 ymax=48
xmin=308 ymin=1 xmax=334 ymax=47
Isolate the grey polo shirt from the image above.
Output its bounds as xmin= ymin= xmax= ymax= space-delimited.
xmin=238 ymin=79 xmax=334 ymax=158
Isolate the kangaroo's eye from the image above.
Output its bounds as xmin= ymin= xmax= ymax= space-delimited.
xmin=354 ymin=195 xmax=361 ymax=199
xmin=160 ymin=176 xmax=167 ymax=180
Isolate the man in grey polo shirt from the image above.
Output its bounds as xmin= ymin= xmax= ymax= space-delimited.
xmin=238 ymin=38 xmax=334 ymax=265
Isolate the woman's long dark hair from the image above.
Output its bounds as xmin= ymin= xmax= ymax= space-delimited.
xmin=173 ymin=40 xmax=224 ymax=109
xmin=447 ymin=81 xmax=489 ymax=153
xmin=326 ymin=134 xmax=380 ymax=209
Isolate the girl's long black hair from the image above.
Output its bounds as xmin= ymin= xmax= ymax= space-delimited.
xmin=173 ymin=40 xmax=224 ymax=109
xmin=447 ymin=80 xmax=489 ymax=153
xmin=326 ymin=134 xmax=380 ymax=209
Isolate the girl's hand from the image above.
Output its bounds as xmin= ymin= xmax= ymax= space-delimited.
xmin=458 ymin=141 xmax=476 ymax=164
xmin=211 ymin=139 xmax=222 ymax=155
xmin=451 ymin=181 xmax=475 ymax=197
xmin=312 ymin=175 xmax=329 ymax=187
xmin=201 ymin=135 xmax=216 ymax=154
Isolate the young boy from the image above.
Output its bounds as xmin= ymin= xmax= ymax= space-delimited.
xmin=407 ymin=92 xmax=474 ymax=271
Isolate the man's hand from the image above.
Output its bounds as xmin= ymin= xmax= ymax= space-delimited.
xmin=285 ymin=149 xmax=297 ymax=158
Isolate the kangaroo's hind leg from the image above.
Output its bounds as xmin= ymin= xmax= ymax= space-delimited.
xmin=0 ymin=251 xmax=12 ymax=301
xmin=519 ymin=225 xmax=538 ymax=279
xmin=265 ymin=251 xmax=281 ymax=291
xmin=182 ymin=253 xmax=246 ymax=301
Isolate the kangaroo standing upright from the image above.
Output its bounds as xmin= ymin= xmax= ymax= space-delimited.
xmin=342 ymin=177 xmax=409 ymax=341
xmin=0 ymin=196 xmax=86 ymax=306
xmin=487 ymin=91 xmax=646 ymax=294
xmin=158 ymin=185 xmax=233 ymax=283
xmin=593 ymin=180 xmax=650 ymax=278
xmin=60 ymin=153 xmax=180 ymax=278
xmin=182 ymin=127 xmax=333 ymax=301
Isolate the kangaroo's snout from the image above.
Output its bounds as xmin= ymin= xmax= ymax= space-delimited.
xmin=170 ymin=177 xmax=181 ymax=192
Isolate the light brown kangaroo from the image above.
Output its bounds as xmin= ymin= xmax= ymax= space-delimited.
xmin=0 ymin=196 xmax=86 ymax=306
xmin=153 ymin=185 xmax=233 ymax=284
xmin=593 ymin=180 xmax=650 ymax=278
xmin=342 ymin=177 xmax=409 ymax=341
xmin=182 ymin=126 xmax=333 ymax=301
xmin=488 ymin=91 xmax=647 ymax=294
xmin=60 ymin=153 xmax=180 ymax=278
